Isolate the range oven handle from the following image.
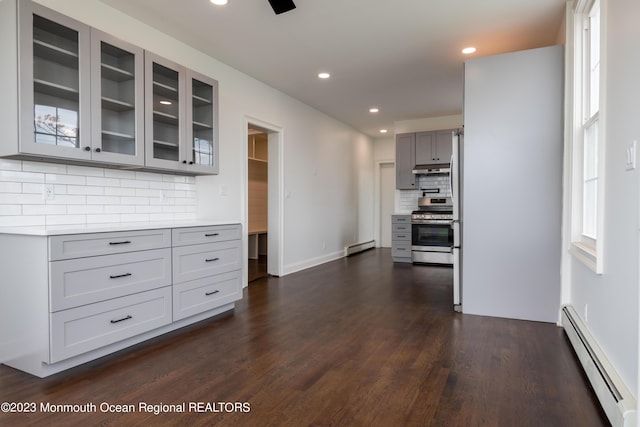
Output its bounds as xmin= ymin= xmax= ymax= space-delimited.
xmin=411 ymin=219 xmax=454 ymax=225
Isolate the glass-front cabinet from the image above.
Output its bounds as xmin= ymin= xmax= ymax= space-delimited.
xmin=145 ymin=53 xmax=218 ymax=173
xmin=3 ymin=1 xmax=218 ymax=174
xmin=19 ymin=2 xmax=91 ymax=160
xmin=90 ymin=30 xmax=144 ymax=166
xmin=186 ymin=71 xmax=219 ymax=174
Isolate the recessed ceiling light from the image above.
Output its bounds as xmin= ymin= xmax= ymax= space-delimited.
xmin=160 ymin=100 xmax=172 ymax=105
xmin=318 ymin=72 xmax=330 ymax=79
xmin=369 ymin=108 xmax=379 ymax=113
xmin=210 ymin=0 xmax=228 ymax=5
xmin=462 ymin=47 xmax=477 ymax=54
xmin=380 ymin=129 xmax=388 ymax=134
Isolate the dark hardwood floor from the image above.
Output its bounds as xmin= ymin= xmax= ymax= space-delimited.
xmin=0 ymin=249 xmax=608 ymax=426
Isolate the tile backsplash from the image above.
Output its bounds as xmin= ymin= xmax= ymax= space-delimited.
xmin=399 ymin=174 xmax=452 ymax=212
xmin=0 ymin=159 xmax=197 ymax=227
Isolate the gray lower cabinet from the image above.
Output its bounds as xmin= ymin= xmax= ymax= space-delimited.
xmin=391 ymin=215 xmax=412 ymax=263
xmin=0 ymin=223 xmax=242 ymax=377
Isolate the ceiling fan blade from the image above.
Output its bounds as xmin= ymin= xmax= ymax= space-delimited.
xmin=267 ymin=0 xmax=296 ymax=15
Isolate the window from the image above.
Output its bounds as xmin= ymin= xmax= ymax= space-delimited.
xmin=570 ymin=0 xmax=604 ymax=273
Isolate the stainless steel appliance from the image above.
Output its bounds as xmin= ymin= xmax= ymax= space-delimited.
xmin=411 ymin=197 xmax=454 ymax=265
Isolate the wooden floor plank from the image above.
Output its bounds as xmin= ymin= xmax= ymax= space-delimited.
xmin=0 ymin=249 xmax=609 ymax=426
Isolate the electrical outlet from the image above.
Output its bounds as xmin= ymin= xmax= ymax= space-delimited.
xmin=42 ymin=184 xmax=54 ymax=200
xmin=584 ymin=304 xmax=588 ymax=323
xmin=625 ymin=140 xmax=637 ymax=171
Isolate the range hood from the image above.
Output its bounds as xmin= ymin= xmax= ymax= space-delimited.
xmin=412 ymin=164 xmax=450 ymax=175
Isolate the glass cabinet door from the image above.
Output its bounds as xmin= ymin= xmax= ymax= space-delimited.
xmin=19 ymin=2 xmax=91 ymax=160
xmin=91 ymin=30 xmax=144 ymax=166
xmin=145 ymin=53 xmax=185 ymax=170
xmin=186 ymin=71 xmax=219 ymax=174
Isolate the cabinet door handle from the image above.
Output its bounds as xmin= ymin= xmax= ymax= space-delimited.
xmin=205 ymin=233 xmax=219 ymax=237
xmin=109 ymin=273 xmax=132 ymax=279
xmin=205 ymin=257 xmax=220 ymax=262
xmin=110 ymin=315 xmax=132 ymax=324
xmin=205 ymin=290 xmax=220 ymax=296
xmin=109 ymin=240 xmax=131 ymax=245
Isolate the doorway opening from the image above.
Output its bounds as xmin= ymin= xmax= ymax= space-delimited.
xmin=245 ymin=118 xmax=283 ymax=283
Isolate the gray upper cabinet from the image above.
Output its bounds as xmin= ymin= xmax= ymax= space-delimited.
xmin=144 ymin=52 xmax=186 ymax=171
xmin=415 ymin=130 xmax=453 ymax=165
xmin=186 ymin=70 xmax=219 ymax=174
xmin=145 ymin=53 xmax=219 ymax=174
xmin=0 ymin=0 xmax=219 ymax=175
xmin=91 ymin=30 xmax=144 ymax=166
xmin=18 ymin=1 xmax=92 ymax=161
xmin=434 ymin=130 xmax=453 ymax=164
xmin=395 ymin=133 xmax=416 ymax=190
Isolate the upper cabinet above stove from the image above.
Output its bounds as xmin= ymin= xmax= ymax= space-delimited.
xmin=395 ymin=129 xmax=455 ymax=190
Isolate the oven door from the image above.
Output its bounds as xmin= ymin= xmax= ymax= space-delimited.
xmin=411 ymin=221 xmax=453 ymax=264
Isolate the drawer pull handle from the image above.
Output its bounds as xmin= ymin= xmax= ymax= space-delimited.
xmin=205 ymin=233 xmax=220 ymax=237
xmin=110 ymin=315 xmax=132 ymax=324
xmin=205 ymin=290 xmax=220 ymax=296
xmin=205 ymin=257 xmax=220 ymax=262
xmin=109 ymin=240 xmax=132 ymax=245
xmin=109 ymin=273 xmax=132 ymax=279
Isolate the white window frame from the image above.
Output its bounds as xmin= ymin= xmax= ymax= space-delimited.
xmin=569 ymin=0 xmax=606 ymax=274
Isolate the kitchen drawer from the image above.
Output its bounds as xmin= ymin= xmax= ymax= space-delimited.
xmin=392 ymin=231 xmax=411 ymax=241
xmin=392 ymin=242 xmax=411 ymax=258
xmin=50 ymin=286 xmax=172 ymax=363
xmin=49 ymin=229 xmax=171 ymax=261
xmin=392 ymin=215 xmax=411 ymax=224
xmin=172 ymin=224 xmax=242 ymax=247
xmin=173 ymin=270 xmax=242 ymax=321
xmin=172 ymin=240 xmax=242 ymax=284
xmin=50 ymin=248 xmax=171 ymax=312
xmin=392 ymin=223 xmax=411 ymax=233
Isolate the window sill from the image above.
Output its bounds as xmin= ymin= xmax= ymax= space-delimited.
xmin=570 ymin=241 xmax=602 ymax=274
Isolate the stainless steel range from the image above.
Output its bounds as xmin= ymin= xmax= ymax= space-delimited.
xmin=411 ymin=196 xmax=454 ymax=264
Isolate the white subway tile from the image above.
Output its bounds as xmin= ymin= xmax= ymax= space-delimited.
xmin=135 ymin=188 xmax=161 ymax=198
xmin=67 ymin=165 xmax=104 ymax=177
xmin=22 ymin=161 xmax=67 ymax=174
xmin=0 ymin=205 xmax=21 ymax=215
xmin=86 ymin=214 xmax=121 ymax=224
xmin=0 ymin=170 xmax=44 ymax=183
xmin=86 ymin=196 xmax=120 ymax=205
xmin=104 ymin=205 xmax=135 ymax=214
xmin=21 ymin=183 xmax=43 ymax=194
xmin=175 ymin=212 xmax=197 ymax=221
xmin=104 ymin=169 xmax=136 ymax=179
xmin=67 ymin=185 xmax=105 ymax=196
xmin=163 ymin=175 xmax=186 ymax=183
xmin=86 ymin=177 xmax=120 ymax=187
xmin=0 ymin=159 xmax=22 ymax=171
xmin=46 ymin=173 xmax=86 ymax=185
xmin=23 ymin=205 xmax=67 ymax=215
xmin=175 ymin=183 xmax=195 ymax=191
xmin=105 ymin=187 xmax=135 ymax=197
xmin=121 ymin=213 xmax=150 ymax=222
xmin=185 ymin=176 xmax=196 ymax=184
xmin=67 ymin=205 xmax=104 ymax=215
xmin=149 ymin=213 xmax=175 ymax=221
xmin=135 ymin=205 xmax=162 ymax=214
xmin=0 ymin=193 xmax=44 ymax=205
xmin=0 ymin=215 xmax=45 ymax=227
xmin=121 ymin=179 xmax=149 ymax=189
xmin=121 ymin=196 xmax=149 ymax=205
xmin=45 ymin=215 xmax=86 ymax=226
xmin=135 ymin=171 xmax=163 ymax=182
xmin=46 ymin=195 xmax=87 ymax=205
xmin=53 ymin=184 xmax=68 ymax=195
xmin=149 ymin=181 xmax=175 ymax=190
xmin=0 ymin=182 xmax=22 ymax=193
xmin=162 ymin=205 xmax=186 ymax=213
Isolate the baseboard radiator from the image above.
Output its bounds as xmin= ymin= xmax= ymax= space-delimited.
xmin=561 ymin=305 xmax=637 ymax=426
xmin=344 ymin=240 xmax=375 ymax=257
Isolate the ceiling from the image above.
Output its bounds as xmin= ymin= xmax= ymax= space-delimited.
xmin=101 ymin=0 xmax=566 ymax=138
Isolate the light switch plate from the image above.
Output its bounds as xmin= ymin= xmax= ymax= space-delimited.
xmin=625 ymin=140 xmax=637 ymax=171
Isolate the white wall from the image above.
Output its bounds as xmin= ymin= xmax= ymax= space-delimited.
xmin=563 ymin=0 xmax=640 ymax=398
xmin=21 ymin=0 xmax=375 ymax=276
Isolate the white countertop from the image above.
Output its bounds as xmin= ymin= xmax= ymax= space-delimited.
xmin=0 ymin=220 xmax=241 ymax=236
